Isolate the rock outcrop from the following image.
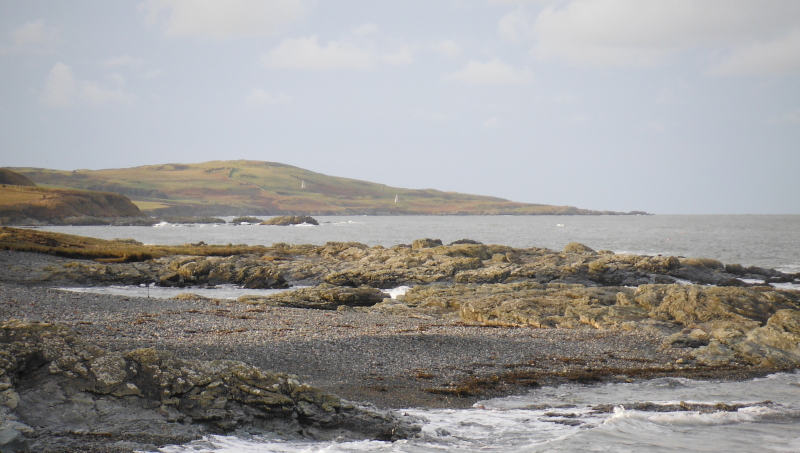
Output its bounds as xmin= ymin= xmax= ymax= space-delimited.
xmin=12 ymin=237 xmax=798 ymax=293
xmin=377 ymin=282 xmax=800 ymax=369
xmin=261 ymin=216 xmax=319 ymax=226
xmin=239 ymin=283 xmax=386 ymax=310
xmin=0 ymin=320 xmax=420 ymax=452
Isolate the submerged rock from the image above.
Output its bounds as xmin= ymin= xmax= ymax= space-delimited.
xmin=0 ymin=320 xmax=420 ymax=452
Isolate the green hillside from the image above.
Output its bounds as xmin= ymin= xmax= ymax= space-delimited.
xmin=10 ymin=160 xmax=643 ymax=216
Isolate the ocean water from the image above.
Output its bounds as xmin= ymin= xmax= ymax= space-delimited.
xmin=157 ymin=372 xmax=800 ymax=453
xmin=32 ymin=215 xmax=800 ymax=452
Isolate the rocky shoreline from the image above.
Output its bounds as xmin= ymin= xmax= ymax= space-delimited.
xmin=1 ymin=234 xmax=799 ymax=451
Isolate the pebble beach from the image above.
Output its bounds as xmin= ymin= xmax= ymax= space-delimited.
xmin=0 ymin=251 xmax=765 ymax=410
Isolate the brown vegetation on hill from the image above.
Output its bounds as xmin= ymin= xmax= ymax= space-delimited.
xmin=0 ymin=169 xmax=36 ymax=186
xmin=0 ymin=185 xmax=144 ymax=224
xmin=10 ymin=160 xmax=647 ymax=216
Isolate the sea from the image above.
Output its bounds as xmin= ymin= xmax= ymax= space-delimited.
xmin=35 ymin=215 xmax=800 ymax=452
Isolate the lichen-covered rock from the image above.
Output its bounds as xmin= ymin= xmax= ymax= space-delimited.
xmin=261 ymin=216 xmax=319 ymax=226
xmin=0 ymin=320 xmax=420 ymax=452
xmin=15 ymin=237 xmax=797 ymax=291
xmin=563 ymin=242 xmax=596 ymax=254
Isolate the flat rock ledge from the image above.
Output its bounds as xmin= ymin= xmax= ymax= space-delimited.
xmin=0 ymin=320 xmax=420 ymax=452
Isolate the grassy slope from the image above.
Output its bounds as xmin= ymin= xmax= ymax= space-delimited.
xmin=0 ymin=185 xmax=144 ymax=222
xmin=10 ymin=160 xmax=623 ymax=215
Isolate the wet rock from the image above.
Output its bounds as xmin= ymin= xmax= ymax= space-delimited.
xmin=0 ymin=320 xmax=420 ymax=451
xmin=238 ymin=283 xmax=386 ymax=310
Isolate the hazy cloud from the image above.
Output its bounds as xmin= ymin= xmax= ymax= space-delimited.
xmin=419 ymin=110 xmax=455 ymax=122
xmin=710 ymin=29 xmax=800 ymax=76
xmin=141 ymin=0 xmax=306 ymax=39
xmin=41 ymin=62 xmax=76 ymax=107
xmin=646 ymin=120 xmax=665 ymax=132
xmin=522 ymin=0 xmax=800 ymax=74
xmin=769 ymin=107 xmax=800 ymax=124
xmin=102 ymin=55 xmax=145 ymax=69
xmin=444 ymin=59 xmax=532 ymax=84
xmin=41 ymin=62 xmax=136 ymax=107
xmin=143 ymin=69 xmax=164 ymax=80
xmin=246 ymin=88 xmax=293 ymax=106
xmin=352 ymin=23 xmax=379 ymax=37
xmin=382 ymin=47 xmax=414 ymax=66
xmin=498 ymin=7 xmax=533 ymax=42
xmin=483 ymin=117 xmax=500 ymax=128
xmin=2 ymin=19 xmax=58 ymax=53
xmin=432 ymin=39 xmax=461 ymax=57
xmin=263 ymin=36 xmax=375 ymax=70
xmin=551 ymin=93 xmax=578 ymax=104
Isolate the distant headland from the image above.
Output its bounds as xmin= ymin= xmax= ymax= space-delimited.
xmin=4 ymin=161 xmax=651 ymax=220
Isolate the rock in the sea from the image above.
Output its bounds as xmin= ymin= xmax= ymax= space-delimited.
xmin=261 ymin=216 xmax=319 ymax=226
xmin=238 ymin=283 xmax=386 ymax=310
xmin=0 ymin=320 xmax=420 ymax=452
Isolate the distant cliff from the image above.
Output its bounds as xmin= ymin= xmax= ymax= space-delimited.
xmin=11 ymin=161 xmax=650 ymax=216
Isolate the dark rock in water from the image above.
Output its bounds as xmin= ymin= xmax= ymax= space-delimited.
xmin=0 ymin=320 xmax=420 ymax=452
xmin=231 ymin=216 xmax=263 ymax=225
xmin=261 ymin=215 xmax=319 ymax=226
xmin=449 ymin=239 xmax=483 ymax=245
xmin=239 ymin=283 xmax=386 ymax=310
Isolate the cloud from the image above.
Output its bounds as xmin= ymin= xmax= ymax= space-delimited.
xmin=551 ymin=93 xmax=578 ymax=104
xmin=2 ymin=19 xmax=58 ymax=53
xmin=382 ymin=47 xmax=414 ymax=66
xmin=520 ymin=0 xmax=800 ymax=75
xmin=646 ymin=120 xmax=665 ymax=132
xmin=432 ymin=39 xmax=461 ymax=57
xmin=41 ymin=63 xmax=76 ymax=107
xmin=419 ymin=110 xmax=454 ymax=122
xmin=483 ymin=117 xmax=500 ymax=128
xmin=102 ymin=55 xmax=145 ymax=69
xmin=565 ymin=113 xmax=588 ymax=123
xmin=263 ymin=36 xmax=375 ymax=70
xmin=444 ymin=59 xmax=532 ymax=84
xmin=41 ymin=62 xmax=136 ymax=107
xmin=143 ymin=69 xmax=164 ymax=79
xmin=769 ymin=107 xmax=800 ymax=124
xmin=498 ymin=6 xmax=533 ymax=42
xmin=246 ymin=88 xmax=293 ymax=106
xmin=141 ymin=0 xmax=306 ymax=39
xmin=710 ymin=29 xmax=800 ymax=76
xmin=352 ymin=23 xmax=379 ymax=37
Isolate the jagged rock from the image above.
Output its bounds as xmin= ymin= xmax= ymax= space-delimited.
xmin=239 ymin=283 xmax=386 ymax=310
xmin=0 ymin=320 xmax=420 ymax=452
xmin=261 ymin=216 xmax=319 ymax=226
xmin=7 ymin=233 xmax=797 ymax=298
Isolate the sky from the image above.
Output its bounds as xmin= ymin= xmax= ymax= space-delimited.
xmin=1 ymin=1 xmax=799 ymax=215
